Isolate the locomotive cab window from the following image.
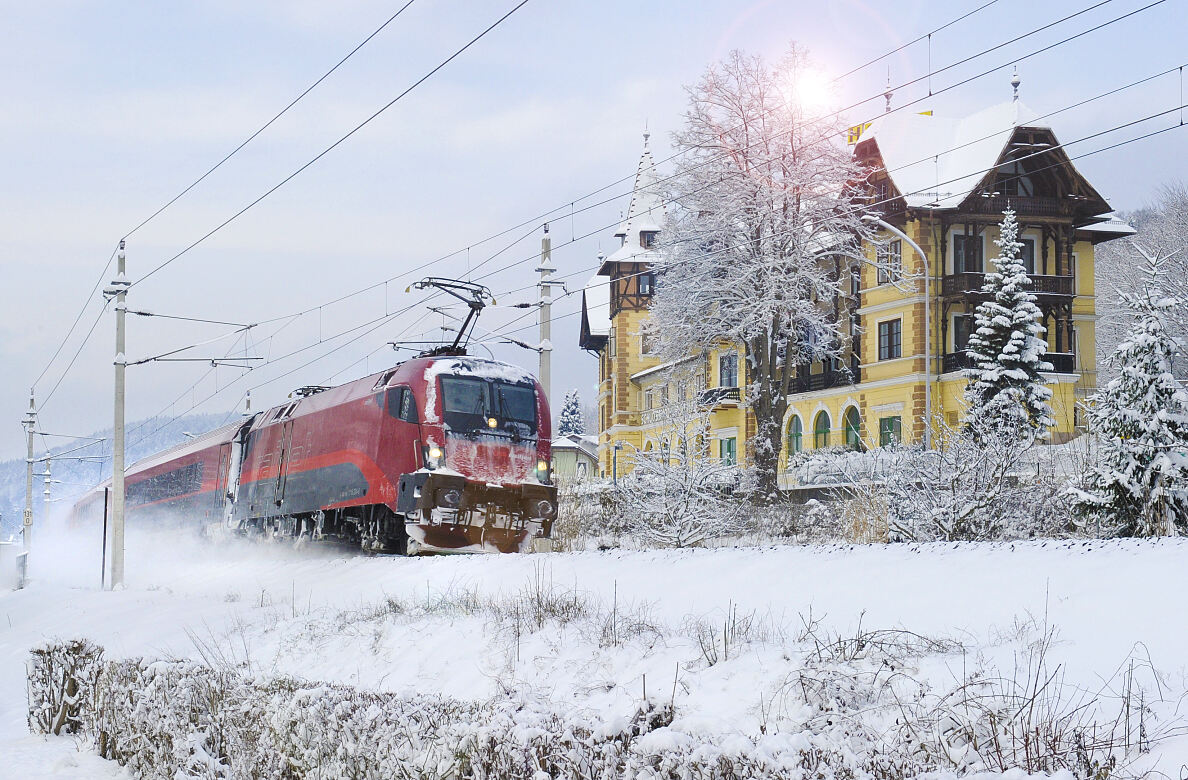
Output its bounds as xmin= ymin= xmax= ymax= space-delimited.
xmin=439 ymin=376 xmax=537 ymax=437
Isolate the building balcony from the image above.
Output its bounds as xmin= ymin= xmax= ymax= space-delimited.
xmin=790 ymin=366 xmax=860 ymax=394
xmin=941 ymin=350 xmax=1076 ymax=374
xmin=697 ymin=386 xmax=741 ymax=408
xmin=941 ymin=272 xmax=1074 ymax=299
xmin=966 ymin=195 xmax=1072 ymax=218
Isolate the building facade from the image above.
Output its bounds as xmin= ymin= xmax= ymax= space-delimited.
xmin=579 ymin=99 xmax=1133 ymax=481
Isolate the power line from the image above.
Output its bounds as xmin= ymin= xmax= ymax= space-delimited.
xmin=186 ymin=0 xmax=1166 ymax=336
xmin=131 ymin=0 xmax=533 ymax=288
xmin=121 ymin=90 xmax=1188 ymax=445
xmin=31 ymin=243 xmax=118 ymax=391
xmin=37 ymin=300 xmax=111 ymax=412
xmin=72 ymin=1 xmax=1174 ymax=443
xmin=492 ymin=118 xmax=1188 ymax=343
xmin=23 ymin=0 xmax=1065 ymax=400
xmin=31 ymin=2 xmax=421 ymax=398
xmin=122 ymin=0 xmax=421 ymax=242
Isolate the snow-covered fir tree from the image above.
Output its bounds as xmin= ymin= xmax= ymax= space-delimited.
xmin=1071 ymin=249 xmax=1188 ymax=536
xmin=963 ymin=209 xmax=1054 ymax=440
xmin=558 ymin=390 xmax=585 ymax=436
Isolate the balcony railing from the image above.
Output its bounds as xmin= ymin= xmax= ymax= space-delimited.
xmin=967 ymin=195 xmax=1070 ymax=218
xmin=941 ymin=272 xmax=1073 ymax=298
xmin=942 ymin=350 xmax=1076 ymax=374
xmin=790 ymin=366 xmax=860 ymax=394
xmin=697 ymin=386 xmax=741 ymax=407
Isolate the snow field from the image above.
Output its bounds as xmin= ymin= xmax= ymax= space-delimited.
xmin=5 ymin=530 xmax=1188 ymax=776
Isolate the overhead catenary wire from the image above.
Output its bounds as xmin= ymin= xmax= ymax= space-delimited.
xmin=31 ymin=2 xmax=422 ymax=399
xmin=121 ymin=0 xmax=421 ymax=243
xmin=162 ymin=0 xmax=1169 ymax=338
xmin=119 ymin=90 xmax=1188 ymax=452
xmin=25 ymin=0 xmax=1105 ymax=403
xmin=71 ymin=1 xmax=1177 ymax=453
xmin=490 ymin=118 xmax=1188 ymax=344
xmin=130 ymin=0 xmax=533 ymax=289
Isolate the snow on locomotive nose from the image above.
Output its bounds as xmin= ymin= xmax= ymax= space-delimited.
xmin=395 ymin=356 xmax=556 ymax=554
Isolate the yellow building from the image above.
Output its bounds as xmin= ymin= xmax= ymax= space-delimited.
xmin=580 ymin=100 xmax=1134 ymax=481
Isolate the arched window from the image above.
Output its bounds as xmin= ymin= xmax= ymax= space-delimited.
xmin=844 ymin=407 xmax=863 ymax=451
xmin=814 ymin=411 xmax=831 ymax=449
xmin=786 ymin=415 xmax=803 ymax=458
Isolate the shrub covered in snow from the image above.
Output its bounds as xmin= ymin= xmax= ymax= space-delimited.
xmin=29 ymin=625 xmax=1164 ymax=780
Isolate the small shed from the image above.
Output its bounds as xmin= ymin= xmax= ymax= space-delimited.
xmin=552 ymin=433 xmax=598 ymax=484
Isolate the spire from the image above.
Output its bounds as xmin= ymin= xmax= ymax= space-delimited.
xmin=884 ymin=68 xmax=893 ymax=114
xmin=622 ymin=130 xmax=662 ymax=234
xmin=600 ymin=130 xmax=665 ymax=272
xmin=1011 ymin=66 xmax=1021 ymax=102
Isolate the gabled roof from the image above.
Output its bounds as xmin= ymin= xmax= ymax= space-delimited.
xmin=856 ymin=101 xmax=1037 ymax=209
xmin=854 ymin=100 xmax=1111 ymax=219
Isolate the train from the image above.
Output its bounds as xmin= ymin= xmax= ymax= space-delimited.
xmin=69 ymin=355 xmax=557 ymax=554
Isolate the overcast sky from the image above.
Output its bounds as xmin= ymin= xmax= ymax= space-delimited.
xmin=2 ymin=0 xmax=1184 ymax=458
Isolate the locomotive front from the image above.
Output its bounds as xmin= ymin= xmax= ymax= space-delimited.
xmin=396 ymin=357 xmax=556 ymax=553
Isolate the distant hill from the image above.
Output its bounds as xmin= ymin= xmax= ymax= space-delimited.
xmin=0 ymin=412 xmax=231 ymax=536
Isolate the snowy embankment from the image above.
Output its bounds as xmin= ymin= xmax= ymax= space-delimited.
xmin=4 ymin=532 xmax=1188 ymax=777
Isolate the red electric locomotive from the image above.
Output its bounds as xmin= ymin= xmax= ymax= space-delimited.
xmin=70 ymin=281 xmax=558 ymax=554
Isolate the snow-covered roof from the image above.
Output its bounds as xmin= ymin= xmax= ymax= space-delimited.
xmin=599 ymin=133 xmax=664 ymax=273
xmin=552 ymin=432 xmax=597 ymax=459
xmin=581 ymin=273 xmax=610 ymax=337
xmin=1080 ymin=213 xmax=1137 ymax=236
xmin=857 ymin=100 xmax=1041 ymax=210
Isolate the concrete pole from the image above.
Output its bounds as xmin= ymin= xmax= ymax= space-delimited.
xmin=537 ymin=223 xmax=554 ymax=403
xmin=23 ymin=391 xmax=36 ymax=552
xmin=109 ymin=240 xmax=129 ymax=588
xmin=863 ymin=215 xmax=932 ymax=448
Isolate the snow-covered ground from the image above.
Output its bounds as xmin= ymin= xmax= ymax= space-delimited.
xmin=3 ymin=529 xmax=1188 ymax=777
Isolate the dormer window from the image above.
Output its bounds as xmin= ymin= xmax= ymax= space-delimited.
xmin=641 ymin=231 xmax=658 ymax=249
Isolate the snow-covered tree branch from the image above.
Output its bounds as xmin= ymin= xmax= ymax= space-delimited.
xmin=650 ymin=46 xmax=879 ymax=498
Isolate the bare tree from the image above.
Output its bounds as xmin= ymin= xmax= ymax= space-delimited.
xmin=649 ymin=46 xmax=877 ymax=499
xmin=615 ymin=368 xmax=748 ymax=547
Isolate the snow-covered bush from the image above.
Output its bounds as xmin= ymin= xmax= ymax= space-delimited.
xmin=613 ymin=403 xmax=750 ymax=548
xmin=30 ymin=622 xmax=1165 ymax=780
xmin=27 ymin=638 xmax=102 ymax=736
xmin=885 ymin=423 xmax=1076 ymax=542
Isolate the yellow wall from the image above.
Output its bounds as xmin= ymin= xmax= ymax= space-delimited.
xmin=595 ymin=217 xmax=1101 ymax=479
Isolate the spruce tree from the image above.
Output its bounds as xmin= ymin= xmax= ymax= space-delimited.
xmin=963 ymin=209 xmax=1055 ymax=440
xmin=558 ymin=390 xmax=585 ymax=436
xmin=1072 ymin=252 xmax=1188 ymax=536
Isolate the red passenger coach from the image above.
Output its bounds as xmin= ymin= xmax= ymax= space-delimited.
xmin=70 ymin=356 xmax=557 ymax=554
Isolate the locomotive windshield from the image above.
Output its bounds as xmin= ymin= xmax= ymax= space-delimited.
xmin=439 ymin=376 xmax=537 ymax=437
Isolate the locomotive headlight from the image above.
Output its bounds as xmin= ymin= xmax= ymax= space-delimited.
xmin=487 ymin=417 xmax=498 ymax=428
xmin=536 ymin=459 xmax=551 ymax=484
xmin=429 ymin=447 xmax=443 ymax=460
xmin=536 ymin=459 xmax=548 ymax=473
xmin=425 ymin=445 xmax=444 ymax=470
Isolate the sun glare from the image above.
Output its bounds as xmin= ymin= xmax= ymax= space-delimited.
xmin=790 ymin=69 xmax=832 ymax=113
